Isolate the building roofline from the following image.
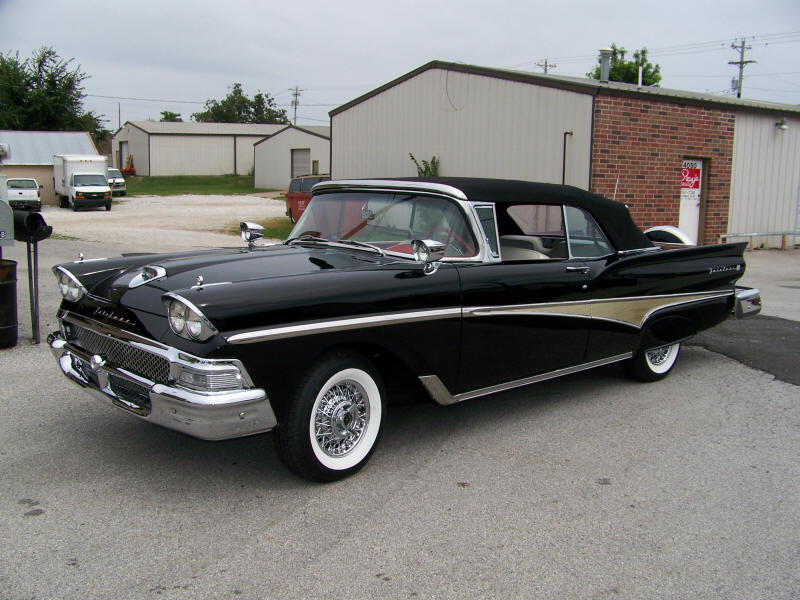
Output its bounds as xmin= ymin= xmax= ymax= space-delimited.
xmin=253 ymin=124 xmax=331 ymax=147
xmin=330 ymin=60 xmax=800 ymax=118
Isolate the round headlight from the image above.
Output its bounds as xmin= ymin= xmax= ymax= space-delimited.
xmin=58 ymin=272 xmax=70 ymax=297
xmin=186 ymin=313 xmax=204 ymax=339
xmin=55 ymin=268 xmax=85 ymax=302
xmin=168 ymin=300 xmax=187 ymax=333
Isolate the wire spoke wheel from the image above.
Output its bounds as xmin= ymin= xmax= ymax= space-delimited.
xmin=313 ymin=380 xmax=370 ymax=458
xmin=277 ymin=351 xmax=385 ymax=482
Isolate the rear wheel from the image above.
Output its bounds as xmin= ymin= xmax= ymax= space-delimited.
xmin=275 ymin=351 xmax=385 ymax=482
xmin=625 ymin=342 xmax=681 ymax=382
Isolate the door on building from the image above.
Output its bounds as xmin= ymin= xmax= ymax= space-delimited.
xmin=679 ymin=159 xmax=703 ymax=244
xmin=119 ymin=141 xmax=129 ymax=169
xmin=291 ymin=148 xmax=311 ymax=178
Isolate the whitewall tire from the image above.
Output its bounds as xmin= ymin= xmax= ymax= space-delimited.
xmin=625 ymin=342 xmax=681 ymax=382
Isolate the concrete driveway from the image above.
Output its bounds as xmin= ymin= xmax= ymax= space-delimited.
xmin=1 ymin=197 xmax=798 ymax=599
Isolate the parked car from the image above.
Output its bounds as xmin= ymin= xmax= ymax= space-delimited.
xmin=107 ymin=168 xmax=127 ymax=196
xmin=48 ymin=178 xmax=761 ymax=481
xmin=284 ymin=174 xmax=329 ymax=223
xmin=5 ymin=177 xmax=41 ymax=211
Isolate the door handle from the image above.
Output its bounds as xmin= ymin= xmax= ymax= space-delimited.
xmin=565 ymin=266 xmax=590 ymax=274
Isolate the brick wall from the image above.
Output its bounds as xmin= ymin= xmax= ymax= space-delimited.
xmin=590 ymin=95 xmax=735 ymax=244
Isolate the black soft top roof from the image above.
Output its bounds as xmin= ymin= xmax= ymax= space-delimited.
xmin=404 ymin=177 xmax=654 ymax=252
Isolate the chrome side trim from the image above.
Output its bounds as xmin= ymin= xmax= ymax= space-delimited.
xmin=226 ymin=307 xmax=462 ymax=344
xmin=420 ymin=352 xmax=634 ymax=406
xmin=465 ymin=290 xmax=734 ymax=329
xmin=225 ymin=290 xmax=733 ymax=345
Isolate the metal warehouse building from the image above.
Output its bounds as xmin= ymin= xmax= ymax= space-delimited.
xmin=0 ymin=130 xmax=99 ymax=206
xmin=111 ymin=122 xmax=285 ymax=177
xmin=253 ymin=125 xmax=330 ymax=190
xmin=331 ymin=61 xmax=800 ymax=247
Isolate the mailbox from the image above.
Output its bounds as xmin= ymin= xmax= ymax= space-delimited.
xmin=13 ymin=210 xmax=53 ymax=243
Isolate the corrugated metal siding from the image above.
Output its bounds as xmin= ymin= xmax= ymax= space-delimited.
xmin=332 ymin=68 xmax=592 ymax=187
xmin=729 ymin=113 xmax=800 ymax=247
xmin=254 ymin=129 xmax=330 ymax=189
xmin=234 ymin=136 xmax=265 ymax=175
xmin=150 ymin=135 xmax=233 ymax=176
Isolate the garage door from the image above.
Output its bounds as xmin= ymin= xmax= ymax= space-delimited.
xmin=291 ymin=148 xmax=311 ymax=178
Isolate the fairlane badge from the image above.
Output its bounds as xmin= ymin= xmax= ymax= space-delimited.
xmin=93 ymin=307 xmax=135 ymax=326
xmin=709 ymin=264 xmax=742 ymax=274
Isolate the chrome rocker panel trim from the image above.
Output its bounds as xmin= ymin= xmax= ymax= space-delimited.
xmin=420 ymin=352 xmax=634 ymax=406
xmin=48 ymin=328 xmax=276 ymax=441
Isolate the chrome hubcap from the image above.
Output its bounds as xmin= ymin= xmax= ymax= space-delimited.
xmin=646 ymin=345 xmax=671 ymax=366
xmin=314 ymin=380 xmax=369 ymax=457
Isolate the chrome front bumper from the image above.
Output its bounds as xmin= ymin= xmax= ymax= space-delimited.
xmin=48 ymin=331 xmax=277 ymax=441
xmin=734 ymin=287 xmax=762 ymax=318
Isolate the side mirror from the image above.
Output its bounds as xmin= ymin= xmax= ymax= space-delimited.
xmin=411 ymin=239 xmax=446 ymax=274
xmin=240 ymin=221 xmax=264 ymax=249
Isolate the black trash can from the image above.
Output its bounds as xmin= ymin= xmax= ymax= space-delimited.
xmin=0 ymin=259 xmax=18 ymax=348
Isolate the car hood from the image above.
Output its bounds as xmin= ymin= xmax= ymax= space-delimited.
xmin=60 ymin=243 xmax=404 ymax=316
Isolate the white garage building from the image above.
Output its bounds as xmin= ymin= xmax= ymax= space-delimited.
xmin=253 ymin=125 xmax=330 ymax=190
xmin=111 ymin=122 xmax=285 ymax=176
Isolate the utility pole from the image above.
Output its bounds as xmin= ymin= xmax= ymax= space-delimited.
xmin=289 ymin=86 xmax=303 ymax=125
xmin=535 ymin=58 xmax=557 ymax=74
xmin=728 ymin=39 xmax=756 ymax=98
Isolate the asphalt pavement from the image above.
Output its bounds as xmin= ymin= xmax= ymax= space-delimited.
xmin=0 ymin=204 xmax=798 ymax=599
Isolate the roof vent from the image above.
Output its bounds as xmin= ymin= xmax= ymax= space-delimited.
xmin=599 ymin=48 xmax=613 ymax=82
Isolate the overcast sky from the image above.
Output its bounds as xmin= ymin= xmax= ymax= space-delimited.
xmin=1 ymin=0 xmax=798 ymax=130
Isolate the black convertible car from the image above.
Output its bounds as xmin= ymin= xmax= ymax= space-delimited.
xmin=49 ymin=178 xmax=761 ymax=481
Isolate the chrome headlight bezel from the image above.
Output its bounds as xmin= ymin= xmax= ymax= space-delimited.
xmin=54 ymin=267 xmax=88 ymax=302
xmin=162 ymin=293 xmax=218 ymax=342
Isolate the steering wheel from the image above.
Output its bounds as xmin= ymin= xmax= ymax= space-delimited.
xmin=425 ymin=227 xmax=472 ymax=255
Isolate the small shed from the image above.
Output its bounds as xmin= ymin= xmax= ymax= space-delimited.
xmin=111 ymin=122 xmax=285 ymax=176
xmin=253 ymin=125 xmax=330 ymax=190
xmin=0 ymin=130 xmax=98 ymax=206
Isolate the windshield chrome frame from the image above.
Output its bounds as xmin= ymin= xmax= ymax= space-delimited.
xmin=306 ymin=180 xmax=500 ymax=264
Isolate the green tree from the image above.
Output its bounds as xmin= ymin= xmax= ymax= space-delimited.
xmin=160 ymin=110 xmax=183 ymax=122
xmin=192 ymin=83 xmax=288 ymax=124
xmin=588 ymin=43 xmax=662 ymax=86
xmin=409 ymin=153 xmax=440 ymax=176
xmin=0 ymin=46 xmax=109 ymax=141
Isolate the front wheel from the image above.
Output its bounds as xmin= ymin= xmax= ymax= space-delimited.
xmin=275 ymin=351 xmax=385 ymax=482
xmin=625 ymin=342 xmax=681 ymax=382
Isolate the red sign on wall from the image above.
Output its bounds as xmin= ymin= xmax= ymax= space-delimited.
xmin=681 ymin=166 xmax=701 ymax=189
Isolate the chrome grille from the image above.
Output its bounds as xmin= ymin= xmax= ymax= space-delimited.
xmin=108 ymin=374 xmax=151 ymax=411
xmin=71 ymin=324 xmax=170 ymax=384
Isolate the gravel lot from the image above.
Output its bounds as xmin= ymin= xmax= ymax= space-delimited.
xmin=1 ymin=196 xmax=798 ymax=599
xmin=42 ymin=192 xmax=288 ymax=252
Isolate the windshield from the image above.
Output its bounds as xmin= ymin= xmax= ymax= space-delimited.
xmin=7 ymin=179 xmax=37 ymax=189
xmin=107 ymin=169 xmax=123 ymax=178
xmin=289 ymin=192 xmax=478 ymax=258
xmin=74 ymin=174 xmax=108 ymax=186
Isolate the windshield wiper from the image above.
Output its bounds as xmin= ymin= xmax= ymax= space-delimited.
xmin=333 ymin=239 xmax=385 ymax=256
xmin=285 ymin=234 xmax=329 ymax=246
xmin=284 ymin=235 xmax=384 ymax=256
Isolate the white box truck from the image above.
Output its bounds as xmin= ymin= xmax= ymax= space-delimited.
xmin=53 ymin=155 xmax=113 ymax=211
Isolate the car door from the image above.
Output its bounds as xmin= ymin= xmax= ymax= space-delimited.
xmin=456 ymin=257 xmax=592 ymax=393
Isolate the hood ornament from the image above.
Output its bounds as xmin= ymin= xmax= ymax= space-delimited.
xmin=78 ymin=252 xmax=84 ymax=263
xmin=196 ymin=275 xmax=204 ymax=287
